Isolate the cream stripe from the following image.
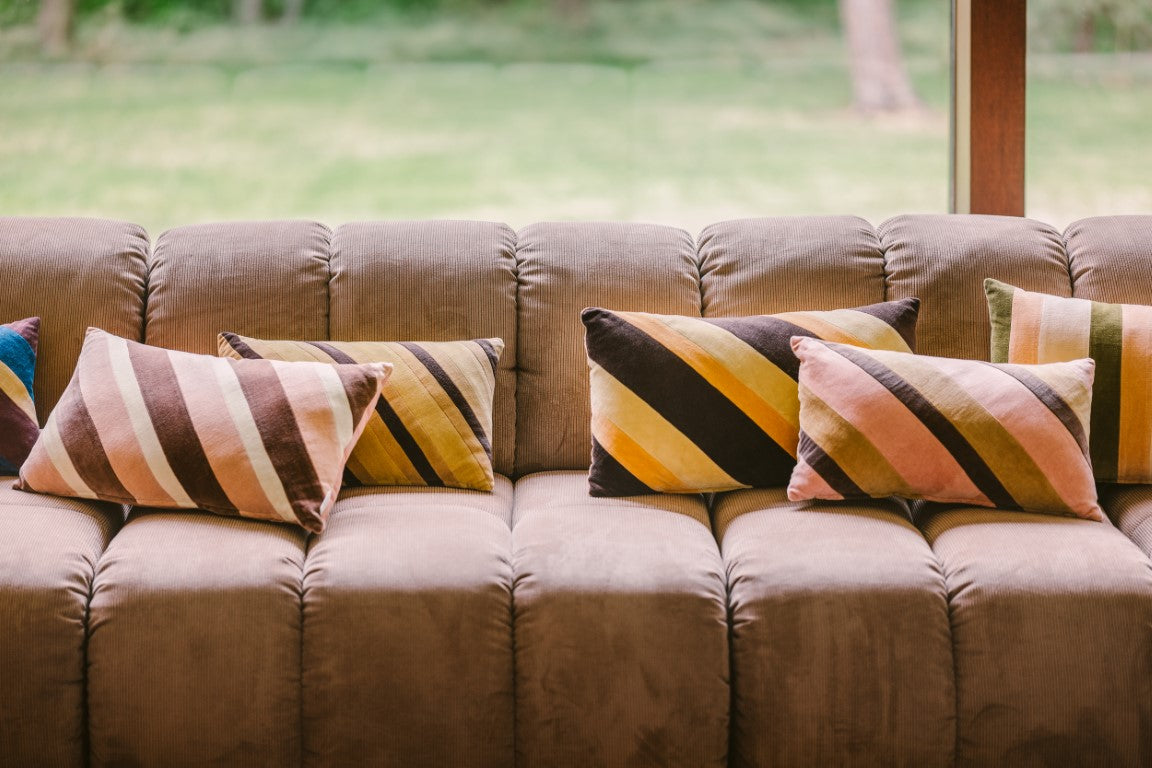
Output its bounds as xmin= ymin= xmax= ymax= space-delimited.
xmin=315 ymin=364 xmax=355 ymax=449
xmin=788 ymin=309 xmax=911 ymax=352
xmin=40 ymin=417 xmax=96 ymax=498
xmin=105 ymin=337 xmax=196 ymax=508
xmin=0 ymin=364 xmax=37 ymax=422
xmin=213 ymin=361 xmax=297 ymax=523
xmin=1037 ymin=294 xmax=1092 ymax=362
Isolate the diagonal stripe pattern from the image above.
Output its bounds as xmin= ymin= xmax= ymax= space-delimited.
xmin=0 ymin=317 xmax=41 ymax=474
xmin=787 ymin=336 xmax=1102 ymax=521
xmin=17 ymin=328 xmax=389 ymax=532
xmin=581 ymin=298 xmax=920 ymax=496
xmin=218 ymin=333 xmax=503 ymax=492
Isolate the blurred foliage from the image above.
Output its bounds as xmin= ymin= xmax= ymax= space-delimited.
xmin=1030 ymin=0 xmax=1152 ymax=51
xmin=1 ymin=0 xmax=1151 ymax=53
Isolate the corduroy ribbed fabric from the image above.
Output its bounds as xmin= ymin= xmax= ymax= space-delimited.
xmin=329 ymin=221 xmax=518 ymax=477
xmin=0 ymin=481 xmax=123 ymax=768
xmin=880 ymin=214 xmax=1071 ymax=360
xmin=145 ymin=220 xmax=331 ymax=354
xmin=87 ymin=510 xmax=307 ymax=768
xmin=1066 ymin=215 xmax=1152 ymax=304
xmin=0 ymin=217 xmax=148 ymax=422
xmin=916 ymin=504 xmax=1152 ymax=767
xmin=514 ymin=222 xmax=701 ymax=474
xmin=713 ymin=488 xmax=954 ymax=768
xmin=698 ymin=215 xmax=887 ymax=316
xmin=1100 ymin=484 xmax=1152 ymax=559
xmin=511 ymin=471 xmax=728 ymax=768
xmin=300 ymin=480 xmax=514 ymax=768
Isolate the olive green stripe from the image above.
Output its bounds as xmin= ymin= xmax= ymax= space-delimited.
xmin=985 ymin=279 xmax=1013 ymax=363
xmin=1088 ymin=300 xmax=1124 ymax=481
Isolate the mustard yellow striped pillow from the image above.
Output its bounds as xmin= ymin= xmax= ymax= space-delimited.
xmin=581 ymin=299 xmax=920 ymax=496
xmin=219 ymin=334 xmax=502 ymax=492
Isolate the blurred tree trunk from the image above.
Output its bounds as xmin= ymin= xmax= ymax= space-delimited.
xmin=234 ymin=0 xmax=263 ymax=25
xmin=37 ymin=0 xmax=74 ymax=57
xmin=1075 ymin=13 xmax=1096 ymax=52
xmin=839 ymin=0 xmax=920 ymax=112
xmin=281 ymin=0 xmax=305 ymax=24
xmin=555 ymin=0 xmax=591 ymax=30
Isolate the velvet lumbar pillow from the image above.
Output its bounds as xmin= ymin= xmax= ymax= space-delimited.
xmin=218 ymin=333 xmax=502 ymax=492
xmin=17 ymin=328 xmax=389 ymax=532
xmin=787 ymin=336 xmax=1101 ymax=521
xmin=581 ymin=298 xmax=920 ymax=496
xmin=985 ymin=278 xmax=1152 ymax=483
xmin=0 ymin=317 xmax=41 ymax=474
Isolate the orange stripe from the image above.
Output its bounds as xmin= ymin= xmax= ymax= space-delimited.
xmin=1119 ymin=304 xmax=1152 ymax=481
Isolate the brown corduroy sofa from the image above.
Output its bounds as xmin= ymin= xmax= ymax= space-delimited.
xmin=2 ymin=214 xmax=1152 ymax=768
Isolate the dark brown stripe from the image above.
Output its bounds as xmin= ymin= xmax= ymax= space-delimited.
xmin=220 ymin=332 xmax=263 ymax=360
xmin=986 ymin=362 xmax=1090 ymax=456
xmin=0 ymin=388 xmax=38 ymax=470
xmin=797 ymin=431 xmax=866 ymax=498
xmin=853 ymin=297 xmax=920 ymax=352
xmin=233 ymin=360 xmax=326 ymax=528
xmin=400 ymin=342 xmax=493 ymax=461
xmin=830 ymin=343 xmax=1017 ymax=509
xmin=474 ymin=338 xmax=501 ymax=373
xmin=309 ymin=341 xmax=444 ymax=486
xmin=582 ymin=308 xmax=795 ymax=487
xmin=704 ymin=314 xmax=816 ymax=380
xmin=588 ymin=437 xmax=656 ymax=497
xmin=126 ymin=342 xmax=234 ymax=510
xmin=52 ymin=377 xmax=132 ymax=500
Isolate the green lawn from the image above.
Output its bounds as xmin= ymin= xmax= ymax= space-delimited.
xmin=0 ymin=1 xmax=1147 ymax=237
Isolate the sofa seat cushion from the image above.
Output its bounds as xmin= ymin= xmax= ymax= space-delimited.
xmin=301 ymin=479 xmax=515 ymax=768
xmin=714 ymin=489 xmax=954 ymax=768
xmin=87 ymin=509 xmax=308 ymax=768
xmin=0 ymin=481 xmax=122 ymax=767
xmin=918 ymin=505 xmax=1152 ymax=767
xmin=511 ymin=471 xmax=728 ymax=768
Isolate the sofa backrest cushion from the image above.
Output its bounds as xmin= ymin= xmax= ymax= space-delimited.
xmin=880 ymin=214 xmax=1071 ymax=361
xmin=329 ymin=221 xmax=517 ymax=477
xmin=0 ymin=217 xmax=148 ymax=424
xmin=699 ymin=216 xmax=887 ymax=315
xmin=1066 ymin=215 xmax=1152 ymax=304
xmin=515 ymin=222 xmax=700 ymax=475
xmin=145 ymin=220 xmax=331 ymax=355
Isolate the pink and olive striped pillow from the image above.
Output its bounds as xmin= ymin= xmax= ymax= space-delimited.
xmin=17 ymin=328 xmax=390 ymax=532
xmin=787 ymin=337 xmax=1101 ymax=520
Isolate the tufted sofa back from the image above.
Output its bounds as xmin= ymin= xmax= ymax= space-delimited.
xmin=3 ymin=213 xmax=1152 ymax=478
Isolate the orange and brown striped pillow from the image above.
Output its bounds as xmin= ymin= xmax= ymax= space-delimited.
xmin=16 ymin=328 xmax=389 ymax=532
xmin=787 ymin=337 xmax=1101 ymax=520
xmin=581 ymin=299 xmax=920 ymax=496
xmin=218 ymin=333 xmax=502 ymax=492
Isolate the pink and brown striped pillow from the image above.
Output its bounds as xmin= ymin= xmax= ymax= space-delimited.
xmin=787 ymin=337 xmax=1101 ymax=520
xmin=16 ymin=328 xmax=390 ymax=532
